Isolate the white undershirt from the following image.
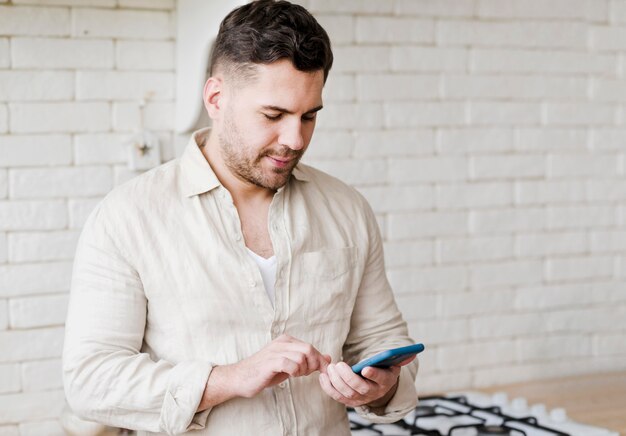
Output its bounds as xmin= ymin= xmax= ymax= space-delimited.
xmin=246 ymin=248 xmax=277 ymax=307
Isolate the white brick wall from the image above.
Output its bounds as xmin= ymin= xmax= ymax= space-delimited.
xmin=1 ymin=0 xmax=626 ymax=433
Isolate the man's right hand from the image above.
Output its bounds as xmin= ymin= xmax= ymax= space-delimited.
xmin=198 ymin=335 xmax=330 ymax=411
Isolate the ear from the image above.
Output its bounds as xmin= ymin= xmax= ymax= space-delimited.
xmin=203 ymin=77 xmax=223 ymax=120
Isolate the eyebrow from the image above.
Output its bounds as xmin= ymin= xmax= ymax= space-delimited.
xmin=261 ymin=104 xmax=324 ymax=115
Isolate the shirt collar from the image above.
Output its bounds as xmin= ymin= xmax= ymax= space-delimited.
xmin=180 ymin=128 xmax=310 ymax=198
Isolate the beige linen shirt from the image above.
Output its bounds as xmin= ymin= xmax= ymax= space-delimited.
xmin=63 ymin=128 xmax=418 ymax=436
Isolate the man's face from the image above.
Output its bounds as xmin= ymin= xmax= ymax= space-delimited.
xmin=215 ymin=59 xmax=325 ymax=190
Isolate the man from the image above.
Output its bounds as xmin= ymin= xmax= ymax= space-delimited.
xmin=63 ymin=1 xmax=418 ymax=435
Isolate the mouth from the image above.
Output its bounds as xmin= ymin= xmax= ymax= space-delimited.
xmin=266 ymin=155 xmax=295 ymax=168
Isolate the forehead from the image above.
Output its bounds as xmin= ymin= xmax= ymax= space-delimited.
xmin=233 ymin=59 xmax=325 ymax=110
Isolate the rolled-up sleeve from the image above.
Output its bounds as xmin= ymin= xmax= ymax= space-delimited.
xmin=62 ymin=202 xmax=213 ymax=435
xmin=343 ymin=195 xmax=419 ymax=423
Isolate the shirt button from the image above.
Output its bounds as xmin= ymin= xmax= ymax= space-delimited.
xmin=278 ymin=381 xmax=287 ymax=389
xmin=272 ymin=223 xmax=279 ymax=231
xmin=234 ymin=234 xmax=241 ymax=241
xmin=248 ymin=279 xmax=256 ymax=287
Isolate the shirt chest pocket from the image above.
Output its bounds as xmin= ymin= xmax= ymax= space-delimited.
xmin=291 ymin=246 xmax=359 ymax=324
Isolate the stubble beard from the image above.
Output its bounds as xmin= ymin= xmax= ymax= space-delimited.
xmin=219 ymin=116 xmax=303 ymax=191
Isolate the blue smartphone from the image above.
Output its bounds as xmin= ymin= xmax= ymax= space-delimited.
xmin=351 ymin=343 xmax=425 ymax=375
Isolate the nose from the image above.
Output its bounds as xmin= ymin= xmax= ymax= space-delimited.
xmin=278 ymin=118 xmax=305 ymax=151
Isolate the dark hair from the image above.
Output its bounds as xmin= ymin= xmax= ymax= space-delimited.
xmin=210 ymin=0 xmax=333 ymax=83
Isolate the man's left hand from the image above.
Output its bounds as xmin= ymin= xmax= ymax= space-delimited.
xmin=318 ymin=356 xmax=415 ymax=408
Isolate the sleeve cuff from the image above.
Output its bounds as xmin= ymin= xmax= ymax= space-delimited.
xmin=355 ymin=365 xmax=418 ymax=424
xmin=159 ymin=360 xmax=214 ymax=435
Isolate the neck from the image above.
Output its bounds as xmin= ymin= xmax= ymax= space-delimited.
xmin=201 ymin=130 xmax=275 ymax=205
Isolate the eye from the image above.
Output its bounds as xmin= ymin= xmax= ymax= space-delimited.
xmin=302 ymin=114 xmax=317 ymax=122
xmin=263 ymin=113 xmax=282 ymax=121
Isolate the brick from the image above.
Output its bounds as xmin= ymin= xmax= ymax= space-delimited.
xmin=306 ymin=131 xmax=353 ymax=159
xmin=0 ymin=200 xmax=67 ymax=231
xmin=0 ymin=327 xmax=64 ymax=363
xmin=0 ymin=38 xmax=8 ymax=68
xmin=395 ymin=294 xmax=439 ymax=320
xmin=548 ymin=153 xmax=619 ymax=177
xmin=546 ymin=256 xmax=614 ymax=282
xmin=307 ymin=159 xmax=385 ymax=186
xmin=385 ymin=102 xmax=466 ymax=127
xmin=444 ymin=75 xmax=587 ymax=100
xmin=332 ymin=46 xmax=390 ymax=73
xmin=11 ymin=37 xmax=113 ymax=69
xmin=409 ymin=318 xmax=469 ymax=345
xmin=470 ymin=208 xmax=545 ymax=234
xmin=518 ymin=335 xmax=592 ymax=362
xmin=13 ymin=0 xmax=115 ymax=5
xmin=118 ymin=0 xmax=175 ymax=9
xmin=356 ymin=74 xmax=439 ymax=101
xmin=516 ymin=282 xmax=618 ymax=310
xmin=591 ymin=230 xmax=626 ymax=252
xmin=0 ymin=169 xmax=6 ymax=198
xmin=611 ymin=0 xmax=626 ymax=22
xmin=442 ymin=290 xmax=515 ymax=317
xmin=0 ymin=135 xmax=72 ymax=167
xmin=0 ymin=105 xmax=6 ymax=133
xmin=316 ymin=103 xmax=383 ymax=129
xmin=546 ymin=306 xmax=626 ymax=333
xmin=0 ymin=233 xmax=6 ymax=263
xmin=0 ymin=299 xmax=6 ymax=329
xmin=359 ymin=185 xmax=434 ymax=213
xmin=354 ymin=130 xmax=435 ymax=157
xmin=11 ymin=166 xmax=111 ymax=198
xmin=438 ymin=20 xmax=586 ymax=49
xmin=388 ymin=265 xmax=467 ymax=294
xmin=437 ymin=235 xmax=513 ymax=263
xmin=355 ymin=17 xmax=434 ymax=44
xmin=471 ymin=48 xmax=617 ymax=75
xmin=515 ymin=180 xmax=586 ymax=204
xmin=19 ymin=420 xmax=65 ymax=436
xmin=548 ymin=205 xmax=615 ymax=229
xmin=470 ymin=312 xmax=546 ymax=339
xmin=391 ymin=46 xmax=467 ymax=72
xmin=388 ymin=211 xmax=467 ymax=239
xmin=590 ymin=25 xmax=626 ymax=51
xmin=315 ymin=15 xmax=354 ymax=45
xmin=72 ymin=8 xmax=173 ymax=39
xmin=438 ymin=340 xmax=516 ymax=371
xmin=477 ymin=0 xmax=606 ymax=21
xmin=394 ymin=0 xmax=474 ymax=17
xmin=112 ymin=101 xmax=175 ymax=132
xmin=590 ymin=128 xmax=626 ymax=151
xmin=74 ymin=133 xmax=129 ymax=165
xmin=0 ymin=71 xmax=73 ymax=102
xmin=0 ymin=389 xmax=65 ymax=423
xmin=545 ymin=102 xmax=616 ymax=126
xmin=116 ymin=40 xmax=175 ymax=71
xmin=10 ymin=102 xmax=110 ymax=133
xmin=417 ymin=371 xmax=472 ymax=394
xmin=516 ymin=231 xmax=587 ymax=257
xmin=322 ymin=74 xmax=355 ymax=102
xmin=77 ymin=71 xmax=174 ymax=100
xmin=516 ymin=128 xmax=589 ymax=152
xmin=470 ymin=154 xmax=545 ymax=179
xmin=383 ymin=240 xmax=433 ymax=269
xmin=596 ymin=333 xmax=626 ymax=356
xmin=0 ymin=262 xmax=71 ymax=298
xmin=8 ymin=231 xmax=80 ymax=262
xmin=0 ymin=363 xmax=20 ymax=394
xmin=0 ymin=6 xmax=69 ymax=36
xmin=10 ymin=294 xmax=68 ymax=329
xmin=68 ymin=198 xmax=100 ymax=229
xmin=470 ymin=260 xmax=543 ymax=288
xmin=592 ymin=78 xmax=626 ymax=102
xmin=308 ymin=0 xmax=393 ymax=14
xmin=438 ymin=128 xmax=514 ymax=154
xmin=389 ymin=156 xmax=467 ymax=183
xmin=469 ymin=101 xmax=541 ymax=126
xmin=437 ymin=182 xmax=512 ymax=209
